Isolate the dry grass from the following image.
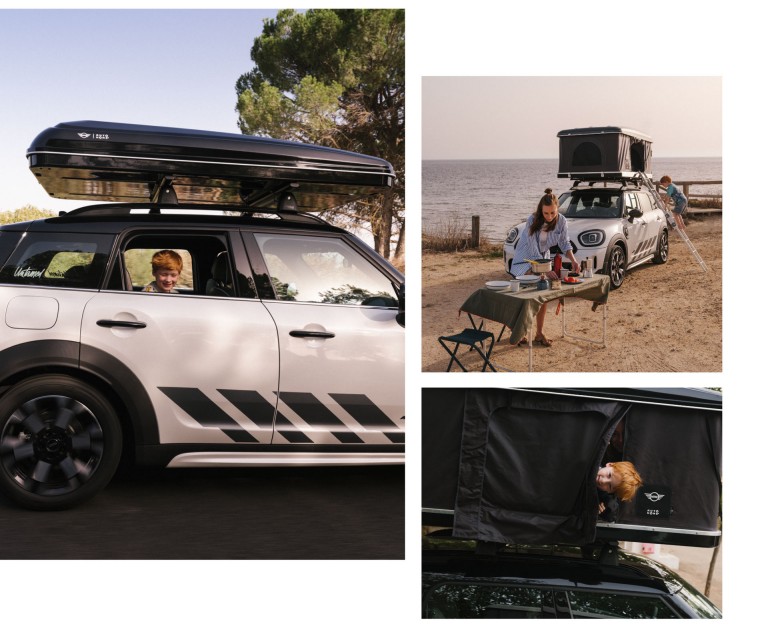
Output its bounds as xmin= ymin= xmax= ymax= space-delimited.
xmin=689 ymin=197 xmax=722 ymax=209
xmin=422 ymin=216 xmax=499 ymax=254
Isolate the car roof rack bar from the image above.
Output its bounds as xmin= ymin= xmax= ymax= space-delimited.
xmin=569 ymin=177 xmax=643 ymax=190
xmin=56 ymin=201 xmax=328 ymax=224
xmin=241 ymin=181 xmax=297 ymax=209
xmin=149 ymin=176 xmax=179 ymax=206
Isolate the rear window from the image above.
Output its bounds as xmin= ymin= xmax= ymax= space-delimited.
xmin=0 ymin=233 xmax=112 ymax=289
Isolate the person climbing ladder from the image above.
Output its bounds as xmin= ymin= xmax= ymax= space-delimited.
xmin=659 ymin=175 xmax=688 ymax=231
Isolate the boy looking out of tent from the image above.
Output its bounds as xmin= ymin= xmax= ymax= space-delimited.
xmin=596 ymin=461 xmax=643 ymax=522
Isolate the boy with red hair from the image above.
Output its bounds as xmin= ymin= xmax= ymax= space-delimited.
xmin=596 ymin=461 xmax=643 ymax=522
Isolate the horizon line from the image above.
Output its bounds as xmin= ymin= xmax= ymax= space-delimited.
xmin=423 ymin=155 xmax=723 ymax=162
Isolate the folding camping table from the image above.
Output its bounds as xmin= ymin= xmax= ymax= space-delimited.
xmin=459 ymin=275 xmax=610 ymax=371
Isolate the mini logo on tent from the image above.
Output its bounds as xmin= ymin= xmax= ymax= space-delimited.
xmin=644 ymin=491 xmax=665 ymax=503
xmin=77 ymin=132 xmax=91 ymax=139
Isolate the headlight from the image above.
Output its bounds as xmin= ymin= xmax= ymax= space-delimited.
xmin=505 ymin=227 xmax=519 ymax=244
xmin=578 ymin=229 xmax=605 ymax=247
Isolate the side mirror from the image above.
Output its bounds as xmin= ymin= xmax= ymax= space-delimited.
xmin=627 ymin=208 xmax=642 ymax=222
xmin=396 ymin=282 xmax=405 ymax=327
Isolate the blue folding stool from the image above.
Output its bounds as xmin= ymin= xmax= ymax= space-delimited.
xmin=438 ymin=328 xmax=497 ymax=372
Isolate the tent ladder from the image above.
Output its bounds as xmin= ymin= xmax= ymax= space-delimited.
xmin=636 ymin=171 xmax=708 ymax=273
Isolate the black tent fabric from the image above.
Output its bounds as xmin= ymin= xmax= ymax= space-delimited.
xmin=558 ymin=126 xmax=653 ymax=177
xmin=423 ymin=388 xmax=722 ymax=547
xmin=452 ymin=389 xmax=630 ymax=545
xmin=422 ymin=389 xmax=467 ymax=513
xmin=621 ymin=404 xmax=722 ymax=532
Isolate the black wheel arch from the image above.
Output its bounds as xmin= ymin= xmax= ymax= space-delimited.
xmin=0 ymin=340 xmax=158 ymax=462
xmin=603 ymin=233 xmax=628 ymax=263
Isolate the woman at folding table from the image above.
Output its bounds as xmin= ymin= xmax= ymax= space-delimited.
xmin=508 ymin=188 xmax=580 ymax=347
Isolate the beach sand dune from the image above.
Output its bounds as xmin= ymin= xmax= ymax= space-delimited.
xmin=422 ymin=216 xmax=721 ymax=373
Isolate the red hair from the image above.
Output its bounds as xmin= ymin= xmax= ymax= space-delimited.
xmin=151 ymin=249 xmax=183 ymax=273
xmin=611 ymin=461 xmax=643 ymax=502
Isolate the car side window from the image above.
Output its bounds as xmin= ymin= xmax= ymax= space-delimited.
xmin=0 ymin=233 xmax=112 ymax=289
xmin=424 ymin=582 xmax=555 ymax=619
xmin=637 ymin=192 xmax=655 ymax=213
xmin=624 ymin=192 xmax=639 ymax=214
xmin=123 ymin=248 xmax=194 ymax=291
xmin=566 ymin=590 xmax=679 ymax=618
xmin=110 ymin=234 xmax=231 ymax=296
xmin=0 ymin=231 xmax=23 ymax=268
xmin=253 ymin=233 xmax=398 ymax=307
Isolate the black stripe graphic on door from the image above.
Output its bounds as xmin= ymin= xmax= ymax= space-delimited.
xmin=329 ymin=393 xmax=399 ymax=428
xmin=159 ymin=387 xmax=259 ymax=443
xmin=219 ymin=389 xmax=294 ymax=429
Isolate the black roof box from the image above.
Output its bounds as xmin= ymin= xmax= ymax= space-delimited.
xmin=422 ymin=388 xmax=722 ymax=548
xmin=27 ymin=121 xmax=395 ymax=210
xmin=557 ymin=126 xmax=653 ymax=180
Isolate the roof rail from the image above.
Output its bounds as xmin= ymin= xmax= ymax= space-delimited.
xmin=57 ymin=202 xmax=329 ymax=225
xmin=570 ymin=176 xmax=645 ymax=189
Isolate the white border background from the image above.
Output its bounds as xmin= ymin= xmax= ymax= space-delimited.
xmin=2 ymin=0 xmax=753 ymax=640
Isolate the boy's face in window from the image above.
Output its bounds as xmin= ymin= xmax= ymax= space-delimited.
xmin=153 ymin=269 xmax=180 ymax=293
xmin=596 ymin=464 xmax=623 ymax=493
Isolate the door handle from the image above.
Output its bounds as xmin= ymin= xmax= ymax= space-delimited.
xmin=289 ymin=330 xmax=335 ymax=339
xmin=97 ymin=319 xmax=147 ymax=329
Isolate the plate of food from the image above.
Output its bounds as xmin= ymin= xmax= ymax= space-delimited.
xmin=561 ymin=277 xmax=583 ymax=284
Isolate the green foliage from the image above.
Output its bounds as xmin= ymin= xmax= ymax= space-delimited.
xmin=0 ymin=205 xmax=55 ymax=224
xmin=46 ymin=252 xmax=94 ymax=277
xmin=236 ymin=9 xmax=404 ymax=258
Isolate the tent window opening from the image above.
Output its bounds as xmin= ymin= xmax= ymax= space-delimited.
xmin=572 ymin=142 xmax=602 ymax=167
xmin=630 ymin=142 xmax=647 ymax=172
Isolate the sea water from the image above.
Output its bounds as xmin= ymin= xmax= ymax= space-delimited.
xmin=422 ymin=157 xmax=722 ymax=242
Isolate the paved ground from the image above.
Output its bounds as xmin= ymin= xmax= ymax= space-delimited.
xmin=626 ymin=542 xmax=722 ymax=610
xmin=0 ymin=465 xmax=404 ymax=559
xmin=666 ymin=543 xmax=722 ymax=610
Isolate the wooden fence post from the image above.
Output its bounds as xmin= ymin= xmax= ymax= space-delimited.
xmin=471 ymin=215 xmax=480 ymax=248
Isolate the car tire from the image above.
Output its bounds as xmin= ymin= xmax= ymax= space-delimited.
xmin=0 ymin=375 xmax=122 ymax=510
xmin=653 ymin=229 xmax=669 ymax=264
xmin=604 ymin=243 xmax=626 ymax=289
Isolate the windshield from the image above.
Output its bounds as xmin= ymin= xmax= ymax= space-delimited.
xmin=560 ymin=190 xmax=622 ymax=219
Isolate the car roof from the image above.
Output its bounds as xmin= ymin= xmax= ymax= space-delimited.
xmin=0 ymin=203 xmax=344 ymax=236
xmin=566 ymin=184 xmax=647 ymax=193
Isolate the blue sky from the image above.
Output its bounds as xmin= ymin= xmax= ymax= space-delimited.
xmin=1 ymin=8 xmax=279 ymax=211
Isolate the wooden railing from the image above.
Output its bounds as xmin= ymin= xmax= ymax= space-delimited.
xmin=654 ymin=179 xmax=722 ymax=203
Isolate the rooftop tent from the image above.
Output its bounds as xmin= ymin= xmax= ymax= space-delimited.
xmin=557 ymin=126 xmax=653 ymax=179
xmin=422 ymin=388 xmax=722 ymax=547
xmin=27 ymin=121 xmax=395 ymax=211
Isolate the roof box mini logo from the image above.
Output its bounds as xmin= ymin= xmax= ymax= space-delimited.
xmin=77 ymin=132 xmax=110 ymax=140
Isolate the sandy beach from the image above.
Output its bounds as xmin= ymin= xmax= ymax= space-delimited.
xmin=422 ymin=216 xmax=722 ymax=372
